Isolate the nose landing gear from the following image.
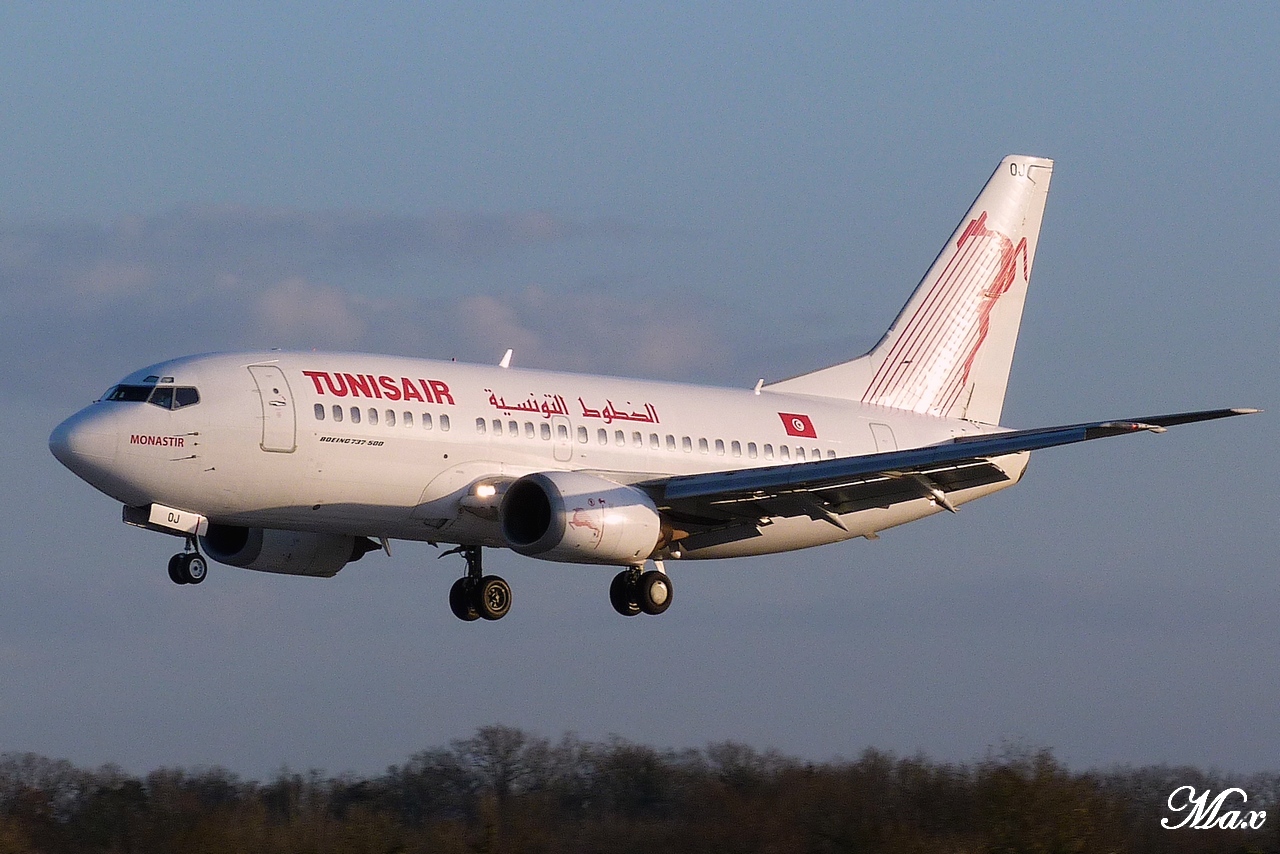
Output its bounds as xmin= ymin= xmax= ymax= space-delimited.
xmin=443 ymin=546 xmax=511 ymax=622
xmin=167 ymin=538 xmax=207 ymax=585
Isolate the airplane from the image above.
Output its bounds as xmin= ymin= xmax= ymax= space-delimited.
xmin=48 ymin=155 xmax=1257 ymax=622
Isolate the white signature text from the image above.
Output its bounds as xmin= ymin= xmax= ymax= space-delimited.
xmin=1162 ymin=786 xmax=1266 ymax=830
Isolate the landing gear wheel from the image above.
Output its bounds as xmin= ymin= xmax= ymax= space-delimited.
xmin=170 ymin=553 xmax=206 ymax=585
xmin=609 ymin=570 xmax=641 ymax=617
xmin=184 ymin=554 xmax=207 ymax=585
xmin=444 ymin=545 xmax=512 ymax=623
xmin=449 ymin=577 xmax=480 ymax=622
xmin=168 ymin=554 xmax=186 ymax=585
xmin=637 ymin=570 xmax=673 ymax=615
xmin=476 ymin=575 xmax=512 ymax=621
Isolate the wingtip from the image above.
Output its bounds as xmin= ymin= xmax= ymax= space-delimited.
xmin=1232 ymin=407 xmax=1263 ymax=415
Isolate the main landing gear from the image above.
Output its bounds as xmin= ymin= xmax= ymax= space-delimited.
xmin=167 ymin=538 xmax=207 ymax=585
xmin=610 ymin=562 xmax=673 ymax=617
xmin=443 ymin=546 xmax=512 ymax=622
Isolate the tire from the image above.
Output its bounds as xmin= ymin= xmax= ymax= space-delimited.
xmin=449 ymin=577 xmax=480 ymax=622
xmin=609 ymin=571 xmax=641 ymax=617
xmin=476 ymin=575 xmax=512 ymax=621
xmin=637 ymin=570 xmax=672 ymax=615
xmin=181 ymin=553 xmax=208 ymax=585
xmin=167 ymin=554 xmax=187 ymax=585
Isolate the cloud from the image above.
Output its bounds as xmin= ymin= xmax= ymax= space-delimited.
xmin=455 ymin=293 xmax=546 ymax=360
xmin=256 ymin=277 xmax=370 ymax=348
xmin=448 ymin=285 xmax=728 ymax=380
xmin=0 ymin=206 xmax=609 ymax=304
xmin=0 ymin=205 xmax=739 ymax=409
xmin=67 ymin=259 xmax=155 ymax=298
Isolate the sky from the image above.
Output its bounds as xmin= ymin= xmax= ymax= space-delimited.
xmin=1 ymin=3 xmax=1277 ymax=778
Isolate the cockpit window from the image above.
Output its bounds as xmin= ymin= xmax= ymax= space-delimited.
xmin=107 ymin=384 xmax=154 ymax=402
xmin=105 ymin=384 xmax=200 ymax=409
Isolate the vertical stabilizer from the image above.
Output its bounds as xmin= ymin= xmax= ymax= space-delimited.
xmin=765 ymin=155 xmax=1053 ymax=425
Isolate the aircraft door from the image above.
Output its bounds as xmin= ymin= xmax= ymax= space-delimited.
xmin=551 ymin=415 xmax=573 ymax=462
xmin=248 ymin=365 xmax=297 ymax=453
xmin=869 ymin=422 xmax=897 ymax=452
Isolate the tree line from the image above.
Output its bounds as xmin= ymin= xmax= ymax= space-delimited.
xmin=1 ymin=725 xmax=1276 ymax=853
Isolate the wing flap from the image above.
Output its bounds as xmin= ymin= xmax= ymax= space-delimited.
xmin=641 ymin=408 xmax=1257 ymax=526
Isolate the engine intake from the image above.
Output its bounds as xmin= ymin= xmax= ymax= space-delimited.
xmin=200 ymin=525 xmax=377 ymax=578
xmin=500 ymin=471 xmax=662 ymax=565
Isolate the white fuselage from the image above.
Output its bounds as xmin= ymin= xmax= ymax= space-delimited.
xmin=56 ymin=351 xmax=1027 ymax=562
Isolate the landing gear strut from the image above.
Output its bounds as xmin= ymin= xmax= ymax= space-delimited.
xmin=168 ymin=538 xmax=207 ymax=586
xmin=610 ymin=563 xmax=672 ymax=616
xmin=443 ymin=546 xmax=511 ymax=622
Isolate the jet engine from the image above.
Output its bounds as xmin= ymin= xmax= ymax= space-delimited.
xmin=500 ymin=471 xmax=662 ymax=565
xmin=200 ymin=524 xmax=378 ymax=578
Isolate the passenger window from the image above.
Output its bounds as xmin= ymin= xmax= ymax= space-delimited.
xmin=615 ymin=430 xmax=626 ymax=446
xmin=827 ymin=450 xmax=836 ymax=459
xmin=332 ymin=405 xmax=343 ymax=423
xmin=148 ymin=387 xmax=174 ymax=409
xmin=780 ymin=446 xmax=790 ymax=461
xmin=368 ymin=409 xmax=379 ymax=425
xmin=812 ymin=447 xmax=821 ymax=460
xmin=492 ymin=419 xmax=502 ymax=436
xmin=476 ymin=418 xmax=486 ymax=434
xmin=525 ymin=422 xmax=535 ymax=439
xmin=350 ymin=407 xmax=361 ymax=424
xmin=682 ymin=436 xmax=692 ymax=452
xmin=597 ymin=429 xmax=608 ymax=445
xmin=698 ymin=438 xmax=709 ymax=454
xmin=763 ymin=443 xmax=773 ymax=460
xmin=540 ymin=423 xmax=551 ymax=440
xmin=577 ymin=426 xmax=588 ymax=443
xmin=666 ymin=435 xmax=676 ymax=451
xmin=508 ymin=420 xmax=518 ymax=436
xmin=796 ymin=447 xmax=806 ymax=461
xmin=731 ymin=440 xmax=741 ymax=457
xmin=747 ymin=442 xmax=757 ymax=459
xmin=386 ymin=410 xmax=396 ymax=427
xmin=557 ymin=424 xmax=569 ymax=440
xmin=422 ymin=412 xmax=432 ymax=430
xmin=314 ymin=403 xmax=325 ymax=421
xmin=404 ymin=412 xmax=413 ymax=427
xmin=650 ymin=433 xmax=660 ymax=450
xmin=174 ymin=387 xmax=200 ymax=408
xmin=714 ymin=439 xmax=725 ymax=456
xmin=633 ymin=431 xmax=643 ymax=448
xmin=440 ymin=414 xmax=450 ymax=431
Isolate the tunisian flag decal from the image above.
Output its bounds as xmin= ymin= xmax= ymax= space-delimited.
xmin=779 ymin=412 xmax=817 ymax=438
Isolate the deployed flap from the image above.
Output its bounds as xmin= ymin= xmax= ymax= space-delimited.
xmin=640 ymin=408 xmax=1256 ymax=523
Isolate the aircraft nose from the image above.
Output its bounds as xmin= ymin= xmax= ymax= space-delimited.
xmin=49 ymin=408 xmax=119 ymax=475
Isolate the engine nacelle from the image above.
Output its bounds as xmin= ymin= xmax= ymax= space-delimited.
xmin=500 ymin=471 xmax=662 ymax=565
xmin=200 ymin=525 xmax=376 ymax=578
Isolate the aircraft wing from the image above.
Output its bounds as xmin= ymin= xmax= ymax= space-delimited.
xmin=638 ymin=409 xmax=1257 ymax=534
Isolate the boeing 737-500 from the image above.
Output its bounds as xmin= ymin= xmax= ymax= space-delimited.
xmin=48 ymin=156 xmax=1256 ymax=621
